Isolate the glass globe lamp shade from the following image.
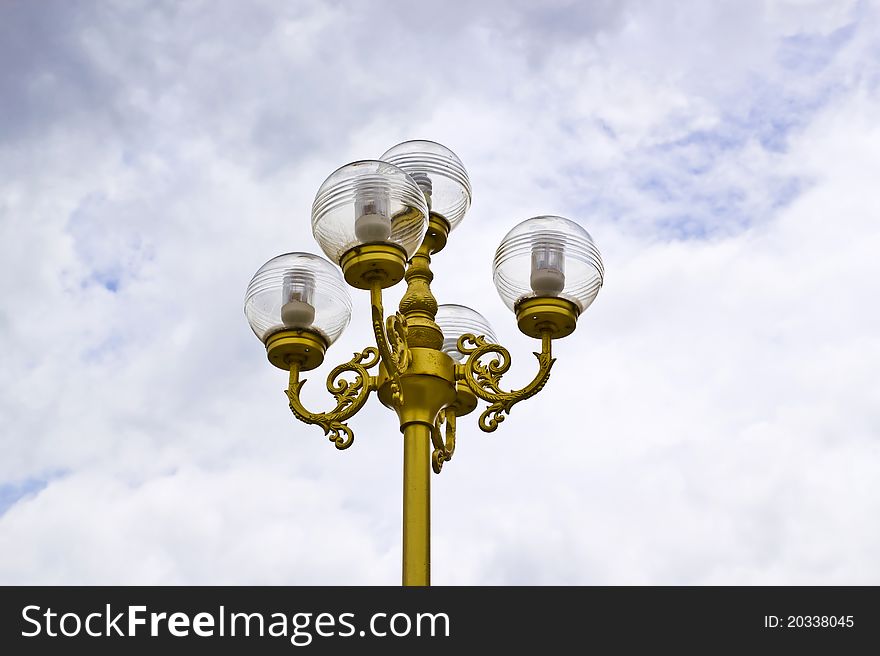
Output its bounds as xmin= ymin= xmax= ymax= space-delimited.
xmin=380 ymin=140 xmax=472 ymax=231
xmin=244 ymin=252 xmax=352 ymax=368
xmin=435 ymin=304 xmax=497 ymax=362
xmin=311 ymin=160 xmax=428 ymax=288
xmin=493 ymin=216 xmax=604 ymax=338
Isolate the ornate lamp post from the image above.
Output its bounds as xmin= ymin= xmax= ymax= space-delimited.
xmin=244 ymin=140 xmax=604 ymax=586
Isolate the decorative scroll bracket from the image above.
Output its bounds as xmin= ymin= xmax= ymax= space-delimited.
xmin=456 ymin=332 xmax=555 ymax=432
xmin=431 ymin=408 xmax=456 ymax=473
xmin=285 ymin=346 xmax=381 ymax=449
xmin=370 ymin=281 xmax=410 ymax=407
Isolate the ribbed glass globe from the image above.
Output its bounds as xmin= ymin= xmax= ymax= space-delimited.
xmin=493 ymin=216 xmax=604 ymax=313
xmin=380 ymin=140 xmax=472 ymax=230
xmin=244 ymin=252 xmax=352 ymax=345
xmin=311 ymin=160 xmax=429 ymax=264
xmin=435 ymin=304 xmax=497 ymax=362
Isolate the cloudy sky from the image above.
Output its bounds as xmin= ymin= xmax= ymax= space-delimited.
xmin=1 ymin=0 xmax=878 ymax=585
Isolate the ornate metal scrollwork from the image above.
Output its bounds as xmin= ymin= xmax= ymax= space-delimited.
xmin=431 ymin=409 xmax=456 ymax=474
xmin=457 ymin=332 xmax=556 ymax=432
xmin=370 ymin=283 xmax=410 ymax=406
xmin=285 ymin=346 xmax=380 ymax=450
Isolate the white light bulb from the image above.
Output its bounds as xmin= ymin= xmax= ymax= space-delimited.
xmin=281 ymin=269 xmax=316 ymax=328
xmin=354 ymin=183 xmax=391 ymax=242
xmin=409 ymin=171 xmax=433 ymax=209
xmin=530 ymin=239 xmax=565 ymax=295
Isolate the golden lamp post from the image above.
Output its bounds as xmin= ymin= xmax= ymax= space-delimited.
xmin=244 ymin=140 xmax=604 ymax=586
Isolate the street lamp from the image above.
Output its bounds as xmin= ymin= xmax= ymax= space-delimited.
xmin=244 ymin=140 xmax=604 ymax=586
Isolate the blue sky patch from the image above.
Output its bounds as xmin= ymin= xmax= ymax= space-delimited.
xmin=0 ymin=477 xmax=50 ymax=516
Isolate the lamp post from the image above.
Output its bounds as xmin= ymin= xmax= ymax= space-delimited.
xmin=244 ymin=140 xmax=604 ymax=586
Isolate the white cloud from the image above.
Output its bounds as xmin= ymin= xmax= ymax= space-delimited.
xmin=0 ymin=0 xmax=878 ymax=584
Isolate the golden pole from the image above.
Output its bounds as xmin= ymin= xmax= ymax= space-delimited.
xmin=402 ymin=422 xmax=431 ymax=586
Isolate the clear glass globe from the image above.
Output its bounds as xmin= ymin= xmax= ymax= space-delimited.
xmin=435 ymin=304 xmax=497 ymax=362
xmin=493 ymin=216 xmax=604 ymax=313
xmin=311 ymin=160 xmax=429 ymax=264
xmin=244 ymin=252 xmax=352 ymax=345
xmin=380 ymin=140 xmax=472 ymax=230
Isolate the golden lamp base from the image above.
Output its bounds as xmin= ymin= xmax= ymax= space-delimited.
xmin=340 ymin=243 xmax=408 ymax=290
xmin=515 ymin=296 xmax=580 ymax=339
xmin=265 ymin=329 xmax=328 ymax=371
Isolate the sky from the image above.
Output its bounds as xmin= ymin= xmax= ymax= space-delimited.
xmin=1 ymin=0 xmax=878 ymax=585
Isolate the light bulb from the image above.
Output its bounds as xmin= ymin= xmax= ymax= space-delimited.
xmin=530 ymin=239 xmax=565 ymax=295
xmin=312 ymin=160 xmax=428 ymax=264
xmin=493 ymin=216 xmax=603 ymax=317
xmin=379 ymin=140 xmax=472 ymax=230
xmin=409 ymin=171 xmax=433 ymax=209
xmin=354 ymin=181 xmax=391 ymax=243
xmin=281 ymin=269 xmax=316 ymax=328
